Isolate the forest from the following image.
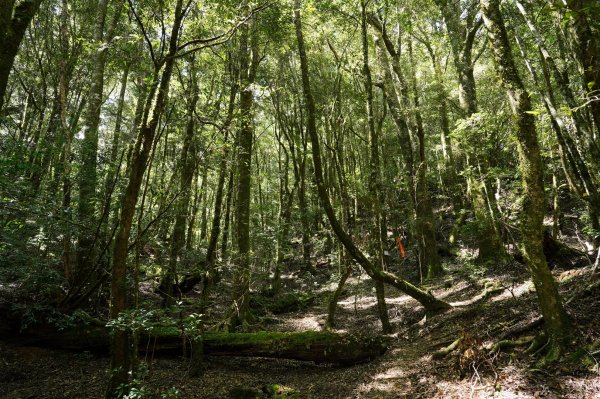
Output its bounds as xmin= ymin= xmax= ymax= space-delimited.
xmin=1 ymin=0 xmax=600 ymax=397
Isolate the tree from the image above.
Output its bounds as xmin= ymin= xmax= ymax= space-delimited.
xmin=107 ymin=0 xmax=186 ymax=394
xmin=293 ymin=0 xmax=450 ymax=314
xmin=230 ymin=0 xmax=261 ymax=328
xmin=481 ymin=0 xmax=571 ymax=363
xmin=0 ymin=0 xmax=42 ymax=113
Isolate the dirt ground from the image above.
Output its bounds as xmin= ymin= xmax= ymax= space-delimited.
xmin=1 ymin=262 xmax=600 ymax=399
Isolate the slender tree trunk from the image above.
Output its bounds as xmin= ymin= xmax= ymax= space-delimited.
xmin=160 ymin=64 xmax=199 ymax=305
xmin=361 ymin=1 xmax=391 ymax=333
xmin=368 ymin=15 xmax=441 ymax=276
xmin=514 ymin=30 xmax=600 ymax=249
xmin=230 ymin=6 xmax=259 ymax=328
xmin=199 ymin=164 xmax=209 ymax=243
xmin=221 ymin=169 xmax=234 ymax=259
xmin=107 ymin=0 xmax=184 ymax=395
xmin=58 ymin=0 xmax=72 ymax=284
xmin=565 ymin=0 xmax=600 ymax=139
xmin=481 ymin=0 xmax=571 ymax=362
xmin=178 ymin=69 xmax=239 ymax=295
xmin=77 ymin=0 xmax=117 ymax=279
xmin=435 ymin=1 xmax=505 ymax=261
xmin=407 ymin=38 xmax=442 ymax=278
xmin=101 ymin=64 xmax=130 ymax=242
xmin=293 ymin=0 xmax=450 ymax=314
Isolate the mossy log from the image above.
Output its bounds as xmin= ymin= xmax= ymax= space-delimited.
xmin=14 ymin=325 xmax=388 ymax=366
xmin=200 ymin=331 xmax=387 ymax=365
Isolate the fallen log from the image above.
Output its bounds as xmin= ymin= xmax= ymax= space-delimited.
xmin=12 ymin=324 xmax=388 ymax=366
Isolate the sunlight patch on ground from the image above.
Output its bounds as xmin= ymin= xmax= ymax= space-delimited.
xmin=434 ymin=380 xmax=525 ymax=398
xmin=279 ymin=313 xmax=322 ymax=331
xmin=558 ymin=375 xmax=600 ymax=397
xmin=337 ymin=292 xmax=416 ymax=311
xmin=338 ymin=296 xmax=378 ymax=310
xmin=385 ymin=295 xmax=417 ymax=306
xmin=491 ymin=281 xmax=531 ymax=302
xmin=450 ymin=288 xmax=503 ymax=307
xmin=373 ymin=367 xmax=407 ymax=380
xmin=353 ymin=379 xmax=406 ymax=397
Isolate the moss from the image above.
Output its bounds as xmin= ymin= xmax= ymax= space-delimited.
xmin=263 ymin=384 xmax=300 ymax=399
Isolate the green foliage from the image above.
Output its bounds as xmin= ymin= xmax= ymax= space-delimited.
xmin=106 ymin=306 xmax=203 ymax=340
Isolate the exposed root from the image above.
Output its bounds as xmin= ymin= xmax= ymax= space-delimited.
xmin=533 ymin=336 xmax=562 ymax=368
xmin=524 ymin=332 xmax=548 ymax=355
xmin=487 ymin=335 xmax=535 ymax=353
xmin=432 ymin=337 xmax=463 ymax=359
xmin=498 ymin=316 xmax=543 ymax=340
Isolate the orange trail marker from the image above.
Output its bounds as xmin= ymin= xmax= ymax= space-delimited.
xmin=395 ymin=237 xmax=406 ymax=258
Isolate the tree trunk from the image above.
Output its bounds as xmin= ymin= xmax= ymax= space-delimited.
xmin=293 ymin=0 xmax=450 ymax=314
xmin=159 ymin=63 xmax=199 ymax=305
xmin=230 ymin=6 xmax=259 ymax=328
xmin=565 ymin=0 xmax=600 ymax=139
xmin=361 ymin=1 xmax=391 ymax=333
xmin=481 ymin=0 xmax=571 ymax=362
xmin=0 ymin=0 xmax=42 ymax=113
xmin=107 ymin=0 xmax=185 ymax=395
xmin=76 ymin=0 xmax=112 ymax=282
xmin=368 ymin=15 xmax=441 ymax=277
xmin=178 ymin=68 xmax=239 ymax=295
xmin=15 ymin=325 xmax=389 ymax=366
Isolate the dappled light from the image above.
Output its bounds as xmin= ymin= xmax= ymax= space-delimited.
xmin=1 ymin=0 xmax=600 ymax=398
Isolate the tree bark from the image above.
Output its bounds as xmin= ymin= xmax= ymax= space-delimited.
xmin=293 ymin=0 xmax=450 ymax=314
xmin=368 ymin=15 xmax=441 ymax=276
xmin=107 ymin=0 xmax=185 ymax=395
xmin=361 ymin=0 xmax=391 ymax=333
xmin=159 ymin=63 xmax=199 ymax=305
xmin=0 ymin=0 xmax=42 ymax=113
xmin=230 ymin=5 xmax=259 ymax=327
xmin=481 ymin=0 xmax=571 ymax=361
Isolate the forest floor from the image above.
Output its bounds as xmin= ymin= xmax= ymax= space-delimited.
xmin=1 ymin=258 xmax=600 ymax=398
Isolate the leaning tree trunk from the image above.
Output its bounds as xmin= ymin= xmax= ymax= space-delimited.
xmin=0 ymin=0 xmax=42 ymax=113
xmin=107 ymin=0 xmax=185 ymax=395
xmin=293 ymin=0 xmax=450 ymax=314
xmin=481 ymin=0 xmax=571 ymax=362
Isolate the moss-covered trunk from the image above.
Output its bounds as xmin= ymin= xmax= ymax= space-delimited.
xmin=108 ymin=0 xmax=185 ymax=395
xmin=231 ymin=6 xmax=259 ymax=328
xmin=293 ymin=0 xmax=450 ymax=314
xmin=481 ymin=0 xmax=571 ymax=360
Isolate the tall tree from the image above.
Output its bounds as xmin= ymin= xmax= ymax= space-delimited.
xmin=293 ymin=0 xmax=450 ymax=314
xmin=361 ymin=0 xmax=391 ymax=332
xmin=76 ymin=0 xmax=118 ymax=281
xmin=107 ymin=0 xmax=185 ymax=394
xmin=481 ymin=0 xmax=571 ymax=363
xmin=230 ymin=1 xmax=260 ymax=328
